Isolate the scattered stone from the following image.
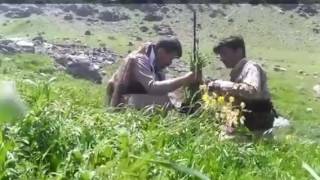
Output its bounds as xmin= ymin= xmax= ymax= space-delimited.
xmin=273 ymin=66 xmax=287 ymax=72
xmin=136 ymin=36 xmax=142 ymax=41
xmin=228 ymin=18 xmax=234 ymax=23
xmin=209 ymin=9 xmax=226 ymax=18
xmin=128 ymin=42 xmax=133 ymax=46
xmin=4 ymin=6 xmax=43 ymax=18
xmin=64 ymin=14 xmax=73 ymax=20
xmin=296 ymin=4 xmax=318 ymax=17
xmin=32 ymin=35 xmax=45 ymax=44
xmin=5 ymin=8 xmax=31 ymax=18
xmin=66 ymin=59 xmax=102 ymax=83
xmin=248 ymin=19 xmax=254 ymax=23
xmin=313 ymin=84 xmax=320 ymax=97
xmin=125 ymin=4 xmax=160 ymax=13
xmin=98 ymin=10 xmax=129 ymax=22
xmin=139 ymin=26 xmax=149 ymax=32
xmin=108 ymin=36 xmax=116 ymax=40
xmin=298 ymin=70 xmax=304 ymax=74
xmin=306 ymin=107 xmax=313 ymax=112
xmin=87 ymin=18 xmax=99 ymax=23
xmin=143 ymin=13 xmax=163 ymax=22
xmin=74 ymin=5 xmax=97 ymax=17
xmin=313 ymin=28 xmax=320 ymax=34
xmin=160 ymin=6 xmax=170 ymax=14
xmin=84 ymin=30 xmax=91 ymax=36
xmin=62 ymin=4 xmax=78 ymax=13
xmin=153 ymin=24 xmax=174 ymax=35
xmin=16 ymin=40 xmax=35 ymax=53
xmin=0 ymin=4 xmax=10 ymax=12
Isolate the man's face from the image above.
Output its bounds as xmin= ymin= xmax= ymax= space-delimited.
xmin=218 ymin=46 xmax=242 ymax=68
xmin=156 ymin=48 xmax=179 ymax=69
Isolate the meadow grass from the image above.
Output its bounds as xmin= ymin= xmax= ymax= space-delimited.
xmin=0 ymin=53 xmax=319 ymax=179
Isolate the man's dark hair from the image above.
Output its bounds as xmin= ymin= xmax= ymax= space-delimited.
xmin=213 ymin=35 xmax=246 ymax=57
xmin=155 ymin=36 xmax=182 ymax=58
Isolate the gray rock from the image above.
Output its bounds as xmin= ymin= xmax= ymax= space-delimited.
xmin=4 ymin=6 xmax=43 ymax=18
xmin=209 ymin=9 xmax=226 ymax=18
xmin=143 ymin=13 xmax=163 ymax=22
xmin=74 ymin=5 xmax=97 ymax=17
xmin=0 ymin=44 xmax=19 ymax=54
xmin=139 ymin=26 xmax=149 ymax=32
xmin=153 ymin=24 xmax=174 ymax=35
xmin=66 ymin=60 xmax=102 ymax=84
xmin=84 ymin=30 xmax=91 ymax=36
xmin=16 ymin=40 xmax=35 ymax=53
xmin=0 ymin=5 xmax=10 ymax=13
xmin=98 ymin=10 xmax=129 ymax=22
xmin=64 ymin=14 xmax=73 ymax=20
xmin=160 ymin=7 xmax=170 ymax=14
xmin=273 ymin=66 xmax=287 ymax=72
xmin=313 ymin=84 xmax=320 ymax=98
xmin=5 ymin=8 xmax=31 ymax=18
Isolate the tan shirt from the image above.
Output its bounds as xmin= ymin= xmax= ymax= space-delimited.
xmin=125 ymin=46 xmax=180 ymax=108
xmin=214 ymin=58 xmax=270 ymax=100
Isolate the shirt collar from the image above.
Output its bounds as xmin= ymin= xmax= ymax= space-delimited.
xmin=230 ymin=58 xmax=248 ymax=80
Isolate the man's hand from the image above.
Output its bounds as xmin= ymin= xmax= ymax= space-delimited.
xmin=208 ymin=80 xmax=221 ymax=91
xmin=184 ymin=71 xmax=203 ymax=85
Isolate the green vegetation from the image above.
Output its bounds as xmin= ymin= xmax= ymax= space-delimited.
xmin=0 ymin=53 xmax=319 ymax=179
xmin=0 ymin=4 xmax=319 ymax=179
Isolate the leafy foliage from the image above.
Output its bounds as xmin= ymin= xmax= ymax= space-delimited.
xmin=0 ymin=54 xmax=319 ymax=179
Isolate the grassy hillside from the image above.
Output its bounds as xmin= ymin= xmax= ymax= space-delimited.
xmin=0 ymin=4 xmax=320 ymax=179
xmin=0 ymin=53 xmax=319 ymax=179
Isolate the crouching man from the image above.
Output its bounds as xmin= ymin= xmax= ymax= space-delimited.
xmin=106 ymin=36 xmax=201 ymax=109
xmin=208 ymin=36 xmax=277 ymax=135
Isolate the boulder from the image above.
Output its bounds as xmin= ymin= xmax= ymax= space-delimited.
xmin=66 ymin=60 xmax=102 ymax=84
xmin=64 ymin=14 xmax=73 ymax=20
xmin=153 ymin=24 xmax=174 ymax=35
xmin=139 ymin=26 xmax=149 ymax=32
xmin=74 ymin=5 xmax=97 ymax=17
xmin=143 ymin=13 xmax=163 ymax=22
xmin=5 ymin=8 xmax=31 ymax=18
xmin=313 ymin=84 xmax=320 ymax=98
xmin=273 ymin=66 xmax=287 ymax=72
xmin=16 ymin=40 xmax=35 ymax=53
xmin=98 ymin=10 xmax=129 ymax=22
xmin=84 ymin=30 xmax=91 ymax=36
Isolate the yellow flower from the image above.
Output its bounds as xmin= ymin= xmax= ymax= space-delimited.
xmin=239 ymin=116 xmax=245 ymax=125
xmin=211 ymin=92 xmax=217 ymax=98
xmin=217 ymin=96 xmax=225 ymax=104
xmin=202 ymin=92 xmax=210 ymax=103
xmin=228 ymin=96 xmax=235 ymax=103
xmin=240 ymin=102 xmax=246 ymax=109
xmin=199 ymin=84 xmax=208 ymax=91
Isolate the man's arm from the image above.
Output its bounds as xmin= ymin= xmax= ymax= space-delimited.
xmin=209 ymin=65 xmax=261 ymax=98
xmin=134 ymin=56 xmax=195 ymax=95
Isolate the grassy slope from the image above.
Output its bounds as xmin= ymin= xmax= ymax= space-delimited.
xmin=0 ymin=53 xmax=319 ymax=179
xmin=0 ymin=4 xmax=320 ymax=179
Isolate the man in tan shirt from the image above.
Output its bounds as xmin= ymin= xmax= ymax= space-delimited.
xmin=208 ymin=36 xmax=276 ymax=132
xmin=107 ymin=36 xmax=200 ymax=109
